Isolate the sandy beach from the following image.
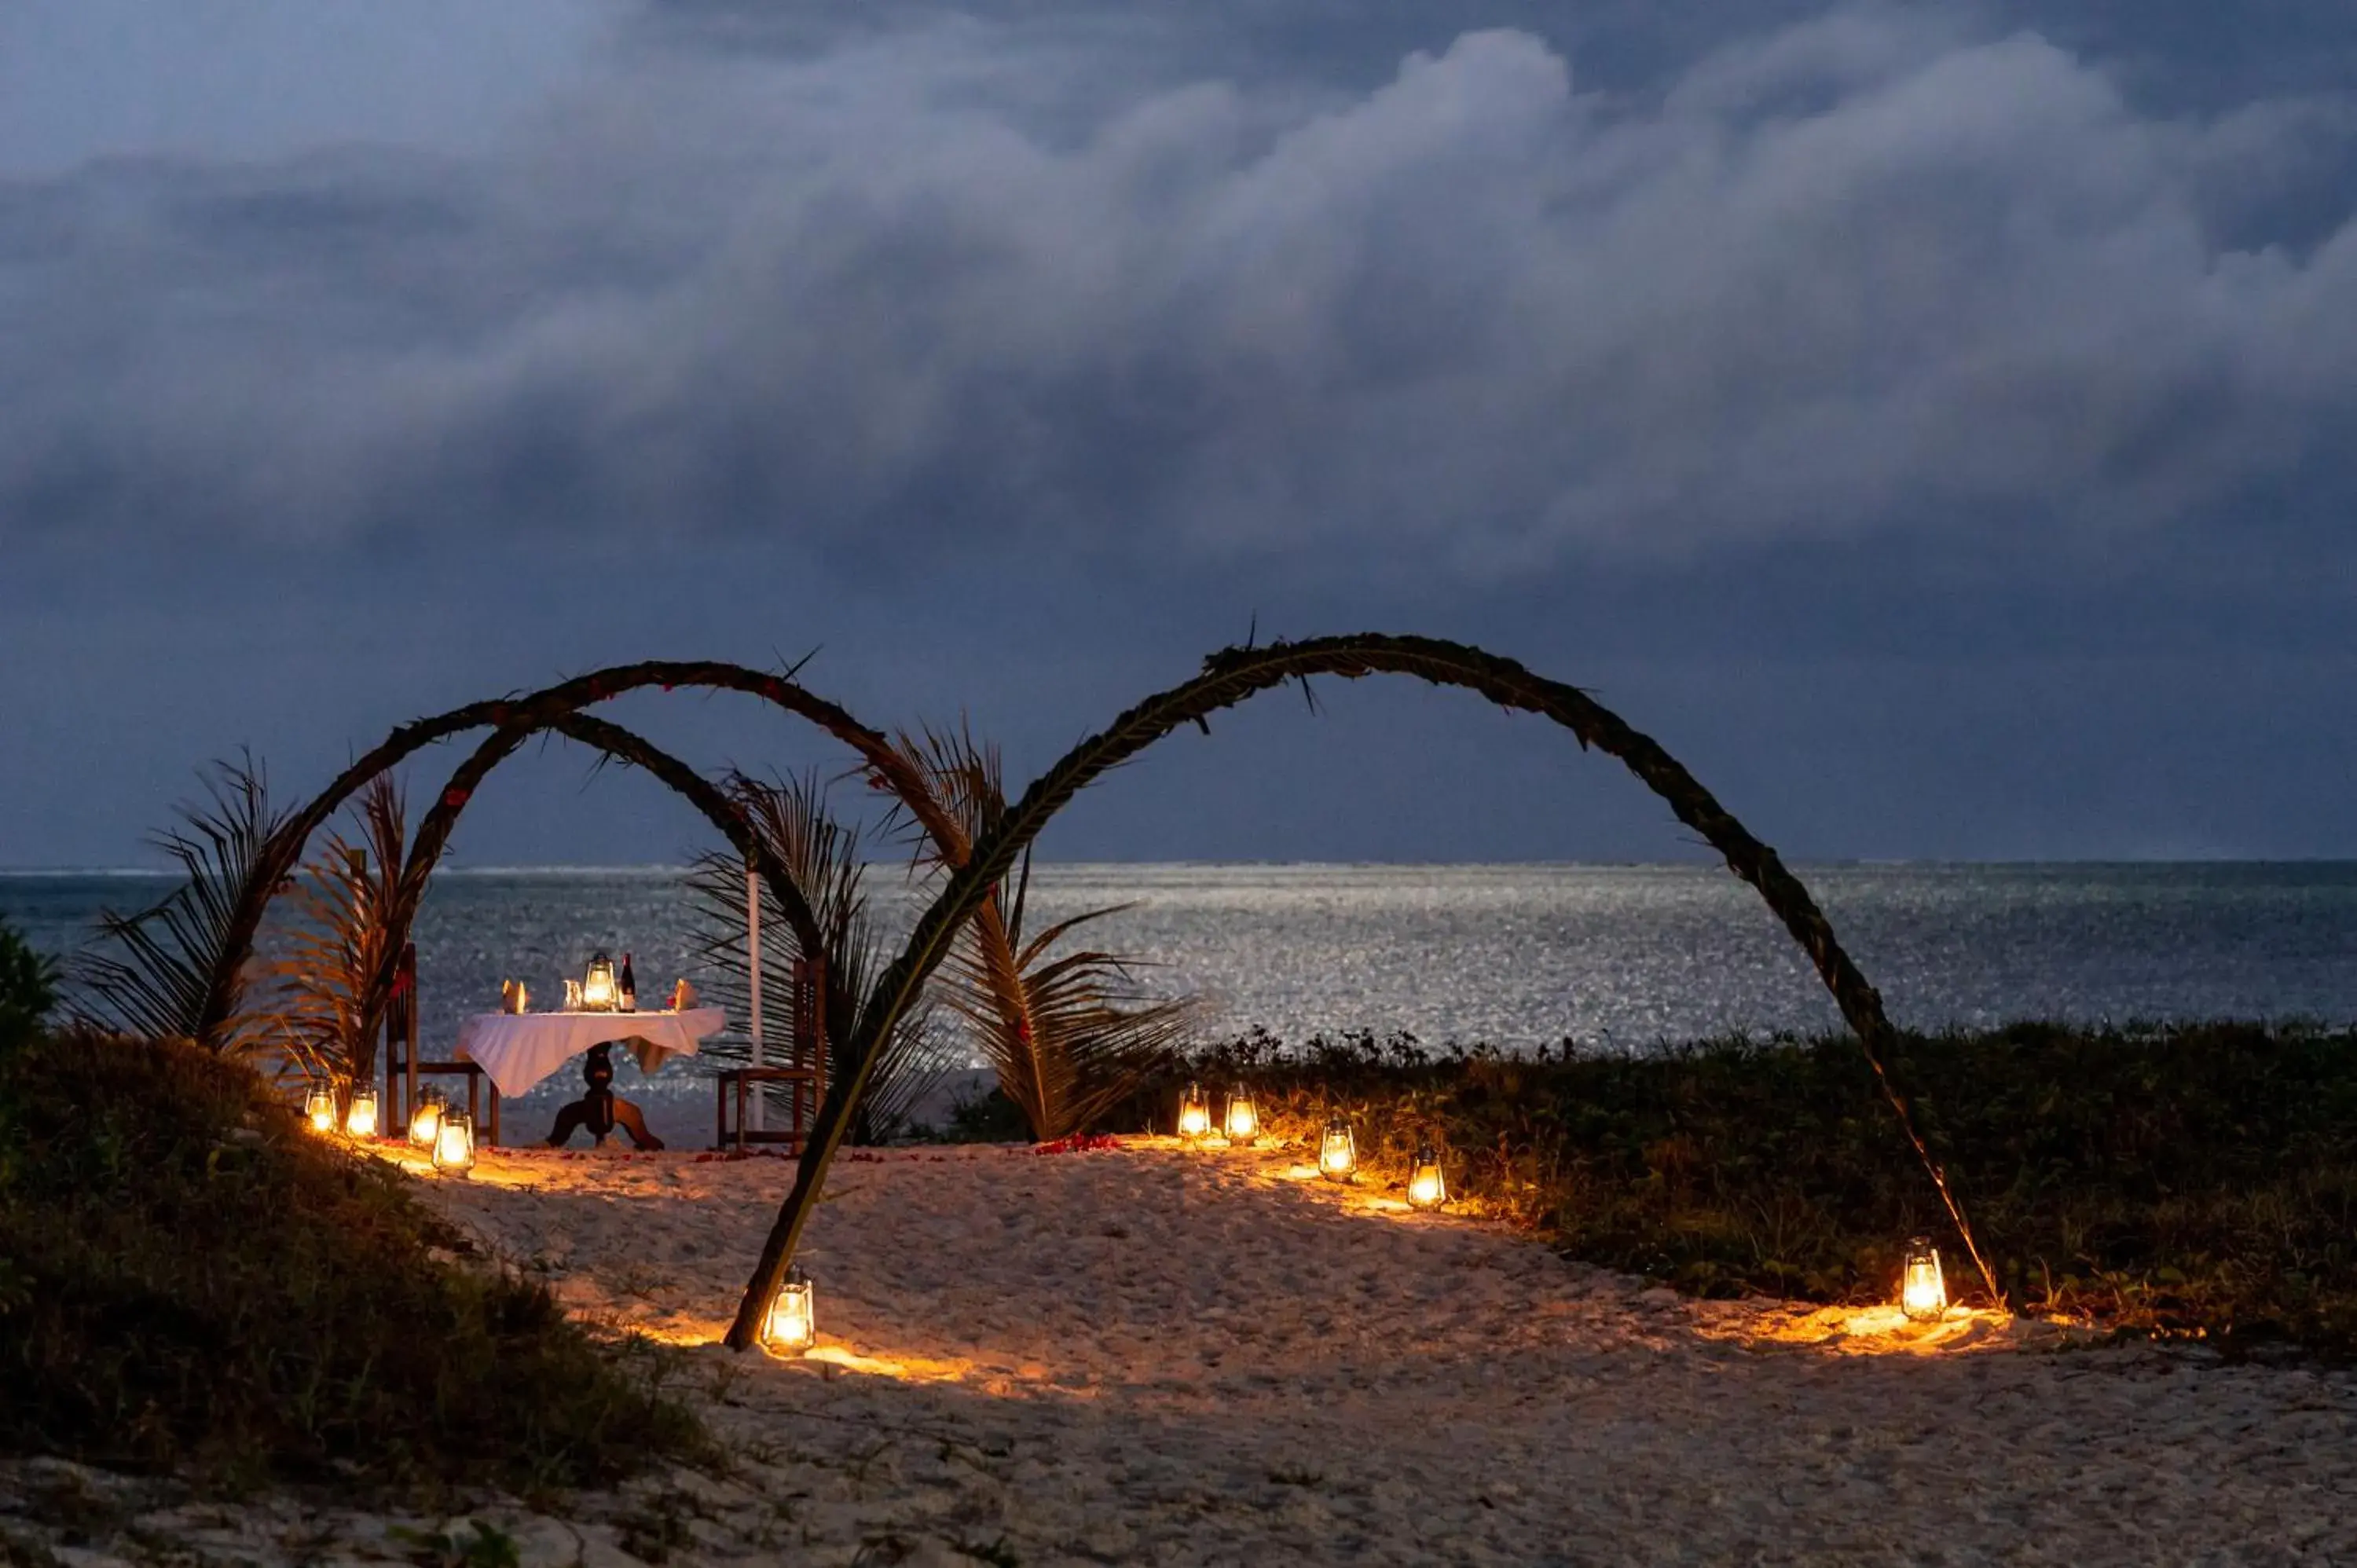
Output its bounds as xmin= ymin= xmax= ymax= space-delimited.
xmin=10 ymin=1134 xmax=2356 ymax=1566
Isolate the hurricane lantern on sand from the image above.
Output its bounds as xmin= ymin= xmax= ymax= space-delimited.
xmin=1406 ymin=1142 xmax=1448 ymax=1211
xmin=304 ymin=1085 xmax=337 ymax=1135
xmin=1222 ymin=1087 xmax=1260 ymax=1147
xmin=432 ymin=1110 xmax=476 ymax=1174
xmin=1318 ymin=1118 xmax=1358 ymax=1181
xmin=581 ymin=951 xmax=618 ymax=1013
xmin=408 ymin=1086 xmax=445 ymax=1149
xmin=763 ymin=1265 xmax=817 ymax=1356
xmin=1176 ymin=1083 xmax=1211 ymax=1142
xmin=345 ymin=1086 xmax=379 ymax=1139
xmin=1901 ymin=1236 xmax=1947 ymax=1321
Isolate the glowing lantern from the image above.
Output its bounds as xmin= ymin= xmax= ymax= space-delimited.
xmin=346 ymin=1086 xmax=379 ymax=1139
xmin=1900 ymin=1236 xmax=1947 ymax=1322
xmin=432 ymin=1109 xmax=476 ymax=1174
xmin=762 ymin=1265 xmax=817 ymax=1356
xmin=1176 ymin=1083 xmax=1211 ymax=1141
xmin=408 ymin=1086 xmax=446 ymax=1149
xmin=1222 ymin=1087 xmax=1259 ymax=1147
xmin=581 ymin=951 xmax=618 ymax=1012
xmin=1318 ymin=1117 xmax=1357 ymax=1181
xmin=1406 ymin=1142 xmax=1447 ymax=1211
xmin=304 ymin=1085 xmax=337 ymax=1134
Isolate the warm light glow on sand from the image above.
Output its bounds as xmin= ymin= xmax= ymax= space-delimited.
xmin=1699 ymin=1301 xmax=2036 ymax=1356
xmin=803 ymin=1345 xmax=980 ymax=1383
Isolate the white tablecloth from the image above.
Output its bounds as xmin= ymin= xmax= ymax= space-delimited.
xmin=454 ymin=1008 xmax=728 ymax=1098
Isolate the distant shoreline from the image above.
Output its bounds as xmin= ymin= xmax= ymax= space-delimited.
xmin=7 ymin=857 xmax=2357 ymax=876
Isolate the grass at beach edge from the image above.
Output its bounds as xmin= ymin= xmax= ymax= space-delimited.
xmin=0 ymin=1030 xmax=709 ymax=1495
xmin=1113 ymin=1020 xmax=2357 ymax=1359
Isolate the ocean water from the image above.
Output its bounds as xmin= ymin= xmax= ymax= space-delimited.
xmin=8 ymin=863 xmax=2355 ymax=1116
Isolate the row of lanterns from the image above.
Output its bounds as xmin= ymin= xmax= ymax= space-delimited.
xmin=302 ymin=1082 xmax=475 ymax=1174
xmin=1172 ymin=1083 xmax=1948 ymax=1321
xmin=1176 ymin=1083 xmax=1449 ymax=1211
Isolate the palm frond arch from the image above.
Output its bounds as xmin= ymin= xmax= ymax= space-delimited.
xmin=726 ymin=633 xmax=2000 ymax=1346
xmin=195 ymin=660 xmax=955 ymax=1052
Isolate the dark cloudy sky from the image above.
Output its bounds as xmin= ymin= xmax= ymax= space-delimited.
xmin=5 ymin=0 xmax=2354 ymax=867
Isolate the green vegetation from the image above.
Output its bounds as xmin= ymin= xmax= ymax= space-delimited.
xmin=0 ymin=914 xmax=59 ymax=1050
xmin=1124 ymin=1020 xmax=2357 ymax=1357
xmin=0 ymin=1028 xmax=706 ymax=1491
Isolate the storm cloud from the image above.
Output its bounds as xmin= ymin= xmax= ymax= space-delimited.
xmin=5 ymin=2 xmax=2356 ymax=868
xmin=7 ymin=7 xmax=2354 ymax=573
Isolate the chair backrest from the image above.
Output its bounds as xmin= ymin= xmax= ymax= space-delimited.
xmin=387 ymin=943 xmax=499 ymax=1144
xmin=791 ymin=955 xmax=827 ymax=1086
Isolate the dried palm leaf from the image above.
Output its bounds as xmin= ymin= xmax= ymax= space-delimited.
xmin=266 ymin=774 xmax=407 ymax=1090
xmin=72 ymin=754 xmax=291 ymax=1061
xmin=889 ymin=726 xmax=1195 ymax=1141
xmin=683 ymin=771 xmax=951 ymax=1142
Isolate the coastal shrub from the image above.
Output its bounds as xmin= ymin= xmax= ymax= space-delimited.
xmin=0 ymin=1029 xmax=706 ymax=1490
xmin=0 ymin=914 xmax=59 ymax=1050
xmin=1120 ymin=1021 xmax=2357 ymax=1357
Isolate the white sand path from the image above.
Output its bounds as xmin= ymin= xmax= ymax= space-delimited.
xmin=408 ymin=1138 xmax=2355 ymax=1566
xmin=8 ymin=1138 xmax=2351 ymax=1567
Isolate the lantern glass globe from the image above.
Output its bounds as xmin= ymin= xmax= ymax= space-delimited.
xmin=1900 ymin=1237 xmax=1947 ymax=1321
xmin=1176 ymin=1083 xmax=1211 ymax=1141
xmin=1223 ymin=1088 xmax=1259 ymax=1147
xmin=1318 ymin=1119 xmax=1357 ymax=1181
xmin=433 ymin=1110 xmax=476 ymax=1174
xmin=764 ymin=1266 xmax=818 ymax=1356
xmin=582 ymin=951 xmax=618 ymax=1013
xmin=1406 ymin=1144 xmax=1447 ymax=1211
xmin=409 ymin=1089 xmax=445 ymax=1149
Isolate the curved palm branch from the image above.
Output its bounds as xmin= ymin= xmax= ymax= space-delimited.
xmin=726 ymin=634 xmax=1998 ymax=1348
xmin=72 ymin=754 xmax=291 ymax=1059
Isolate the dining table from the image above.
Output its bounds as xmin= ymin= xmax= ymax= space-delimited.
xmin=454 ymin=1006 xmax=729 ymax=1100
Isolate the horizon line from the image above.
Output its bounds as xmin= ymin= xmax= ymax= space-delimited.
xmin=6 ymin=856 xmax=2357 ymax=877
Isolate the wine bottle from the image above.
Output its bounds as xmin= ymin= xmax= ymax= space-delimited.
xmin=619 ymin=951 xmax=637 ymax=1013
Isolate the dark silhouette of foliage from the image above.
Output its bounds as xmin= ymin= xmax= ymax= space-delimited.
xmin=73 ymin=756 xmax=291 ymax=1060
xmin=0 ymin=914 xmax=58 ymax=1051
xmin=0 ymin=1029 xmax=705 ymax=1486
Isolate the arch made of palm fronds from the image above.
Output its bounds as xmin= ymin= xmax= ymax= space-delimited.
xmin=727 ymin=633 xmax=1998 ymax=1346
xmin=192 ymin=661 xmax=951 ymax=1052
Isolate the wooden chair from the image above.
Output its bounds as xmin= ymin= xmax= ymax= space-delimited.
xmin=715 ymin=956 xmax=826 ymax=1154
xmin=383 ymin=942 xmax=501 ymax=1145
